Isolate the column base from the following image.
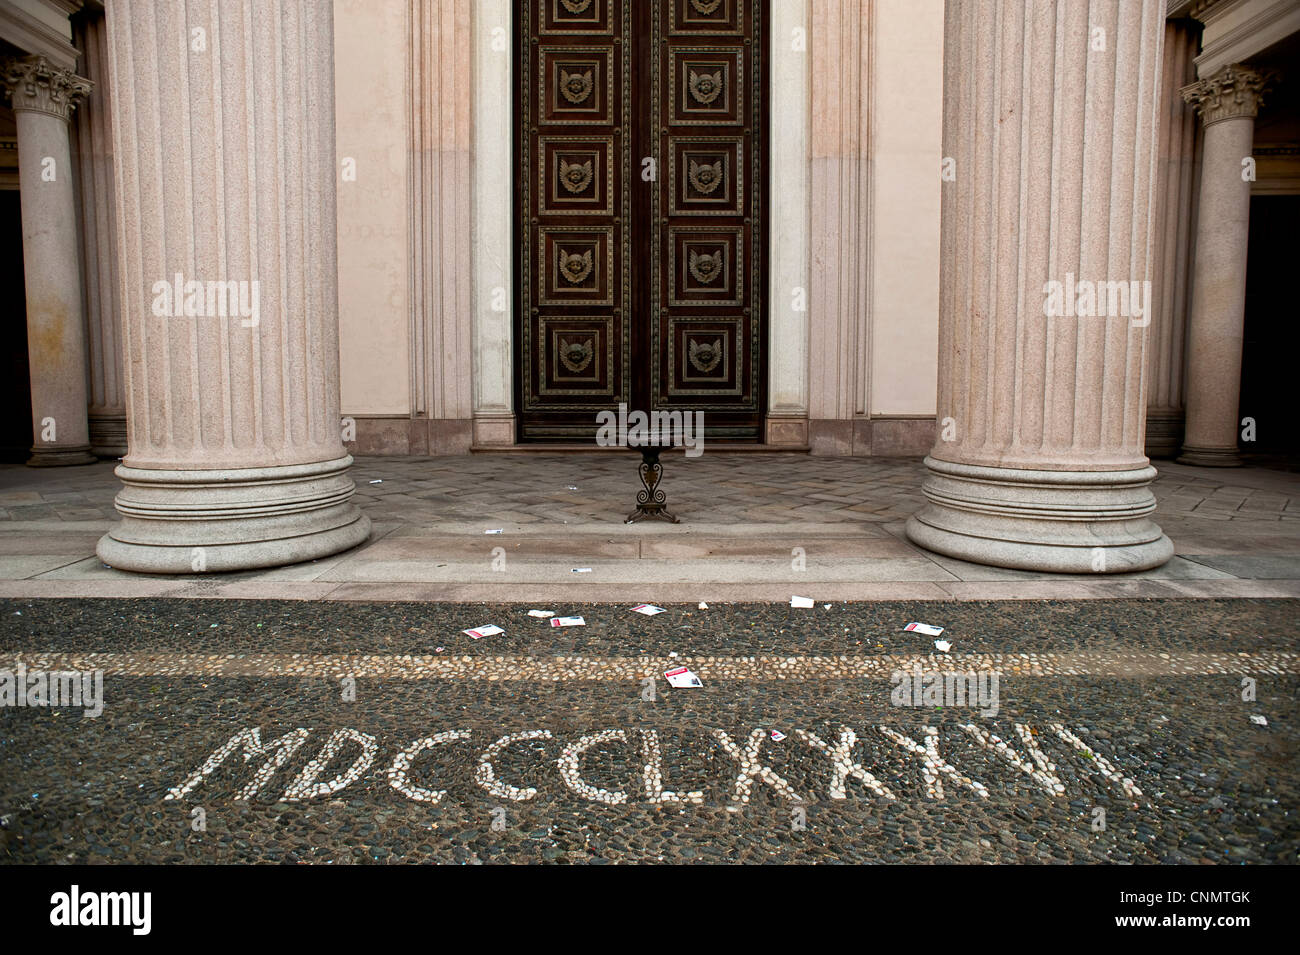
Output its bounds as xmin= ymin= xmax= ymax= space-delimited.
xmin=1175 ymin=445 xmax=1242 ymax=467
xmin=27 ymin=446 xmax=98 ymax=467
xmin=97 ymin=455 xmax=372 ymax=574
xmin=905 ymin=456 xmax=1174 ymax=574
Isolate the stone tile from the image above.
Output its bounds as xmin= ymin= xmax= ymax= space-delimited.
xmin=0 ymin=555 xmax=91 ymax=579
xmin=1179 ymin=554 xmax=1300 ymax=579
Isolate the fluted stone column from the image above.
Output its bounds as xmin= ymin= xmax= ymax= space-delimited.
xmin=906 ymin=0 xmax=1173 ymax=573
xmin=73 ymin=13 xmax=128 ymax=458
xmin=1145 ymin=19 xmax=1201 ymax=459
xmin=1 ymin=56 xmax=96 ymax=467
xmin=96 ymin=0 xmax=370 ymax=573
xmin=1176 ymin=65 xmax=1273 ymax=468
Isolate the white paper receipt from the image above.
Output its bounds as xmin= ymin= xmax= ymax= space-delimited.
xmin=664 ymin=666 xmax=702 ymax=688
xmin=903 ymin=622 xmax=945 ymax=636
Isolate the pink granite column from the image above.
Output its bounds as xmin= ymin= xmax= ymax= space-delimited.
xmin=96 ymin=0 xmax=370 ymax=573
xmin=906 ymin=0 xmax=1173 ymax=573
xmin=1176 ymin=64 xmax=1273 ymax=467
xmin=1 ymin=56 xmax=95 ymax=467
xmin=73 ymin=12 xmax=128 ymax=458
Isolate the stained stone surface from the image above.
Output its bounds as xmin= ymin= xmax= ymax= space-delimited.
xmin=0 ymin=598 xmax=1295 ymax=864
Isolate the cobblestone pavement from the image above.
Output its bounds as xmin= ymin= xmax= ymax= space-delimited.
xmin=1 ymin=598 xmax=1295 ymax=864
xmin=0 ymin=455 xmax=1298 ymax=603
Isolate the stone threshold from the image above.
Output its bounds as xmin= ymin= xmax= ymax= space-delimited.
xmin=469 ymin=443 xmax=810 ymax=454
xmin=2 ymin=578 xmax=1297 ymax=603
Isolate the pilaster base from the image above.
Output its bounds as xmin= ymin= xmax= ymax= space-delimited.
xmin=28 ymin=445 xmax=97 ymax=467
xmin=97 ymin=455 xmax=372 ymax=573
xmin=764 ymin=414 xmax=808 ymax=448
xmin=472 ymin=414 xmax=516 ymax=447
xmin=89 ymin=413 xmax=128 ymax=458
xmin=905 ymin=456 xmax=1174 ymax=574
xmin=1176 ymin=445 xmax=1242 ymax=467
xmin=1144 ymin=409 xmax=1184 ymax=459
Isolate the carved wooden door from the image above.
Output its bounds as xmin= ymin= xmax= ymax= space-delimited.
xmin=516 ymin=0 xmax=766 ymax=442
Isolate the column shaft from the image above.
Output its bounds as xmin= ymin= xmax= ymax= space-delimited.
xmin=2 ymin=56 xmax=96 ymax=467
xmin=96 ymin=0 xmax=369 ymax=573
xmin=1176 ymin=65 xmax=1273 ymax=467
xmin=905 ymin=0 xmax=1173 ymax=573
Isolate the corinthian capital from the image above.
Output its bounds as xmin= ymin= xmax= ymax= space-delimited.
xmin=1 ymin=55 xmax=93 ymax=121
xmin=1180 ymin=64 xmax=1275 ymax=126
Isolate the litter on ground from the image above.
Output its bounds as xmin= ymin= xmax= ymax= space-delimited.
xmin=904 ymin=622 xmax=945 ymax=636
xmin=664 ymin=666 xmax=702 ymax=688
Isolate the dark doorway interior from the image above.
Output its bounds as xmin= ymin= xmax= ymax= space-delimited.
xmin=0 ymin=187 xmax=33 ymax=462
xmin=1239 ymin=194 xmax=1300 ymax=458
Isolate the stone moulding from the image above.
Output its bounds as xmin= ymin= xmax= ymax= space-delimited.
xmin=906 ymin=456 xmax=1174 ymax=574
xmin=96 ymin=455 xmax=372 ymax=574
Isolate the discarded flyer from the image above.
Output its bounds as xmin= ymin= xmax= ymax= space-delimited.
xmin=550 ymin=616 xmax=586 ymax=628
xmin=664 ymin=666 xmax=703 ymax=688
xmin=572 ymin=568 xmax=593 ymax=573
xmin=790 ymin=595 xmax=814 ymax=608
xmin=484 ymin=528 xmax=503 ymax=535
xmin=934 ymin=639 xmax=952 ymax=653
xmin=527 ymin=609 xmax=554 ymax=618
xmin=1250 ymin=715 xmax=1268 ymax=726
xmin=770 ymin=730 xmax=787 ymax=742
xmin=463 ymin=625 xmax=504 ymax=640
xmin=630 ymin=604 xmax=666 ymax=616
xmin=903 ymin=622 xmax=945 ymax=636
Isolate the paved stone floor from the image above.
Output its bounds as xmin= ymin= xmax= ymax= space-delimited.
xmin=1 ymin=598 xmax=1295 ymax=863
xmin=0 ymin=453 xmax=1298 ymax=602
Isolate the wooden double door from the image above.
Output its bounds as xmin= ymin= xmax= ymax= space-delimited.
xmin=514 ymin=0 xmax=768 ymax=442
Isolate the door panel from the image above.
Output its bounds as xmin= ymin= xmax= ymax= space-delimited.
xmin=516 ymin=0 xmax=765 ymax=442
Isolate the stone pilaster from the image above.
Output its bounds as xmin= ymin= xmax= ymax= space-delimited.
xmin=409 ymin=0 xmax=473 ymax=452
xmin=1145 ymin=19 xmax=1201 ymax=459
xmin=470 ymin=0 xmax=515 ymax=447
xmin=96 ymin=0 xmax=370 ymax=573
xmin=1176 ymin=63 xmax=1273 ymax=467
xmin=764 ymin=0 xmax=811 ymax=448
xmin=1 ymin=54 xmax=96 ymax=467
xmin=72 ymin=13 xmax=127 ymax=458
xmin=905 ymin=0 xmax=1173 ymax=573
xmin=808 ymin=0 xmax=870 ymax=455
